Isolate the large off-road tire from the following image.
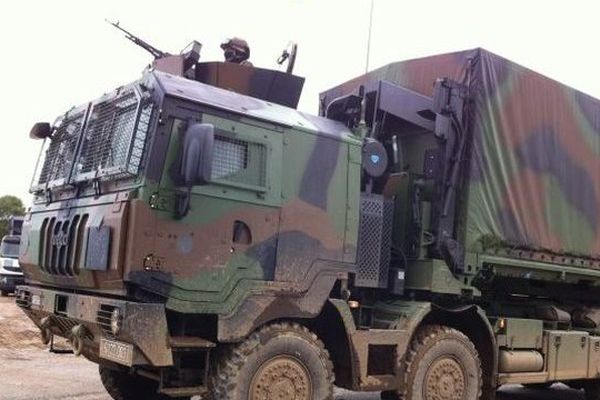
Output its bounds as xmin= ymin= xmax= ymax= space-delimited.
xmin=209 ymin=322 xmax=334 ymax=400
xmin=99 ymin=365 xmax=190 ymax=400
xmin=396 ymin=325 xmax=482 ymax=400
xmin=0 ymin=290 xmax=9 ymax=297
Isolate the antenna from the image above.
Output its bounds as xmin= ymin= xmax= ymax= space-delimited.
xmin=365 ymin=0 xmax=375 ymax=73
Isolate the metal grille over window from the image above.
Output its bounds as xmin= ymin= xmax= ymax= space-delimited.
xmin=211 ymin=136 xmax=267 ymax=188
xmin=33 ymin=111 xmax=85 ymax=189
xmin=73 ymin=90 xmax=153 ymax=182
xmin=126 ymin=100 xmax=153 ymax=175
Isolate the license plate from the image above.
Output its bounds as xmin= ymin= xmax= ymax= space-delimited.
xmin=100 ymin=338 xmax=134 ymax=366
xmin=31 ymin=294 xmax=41 ymax=306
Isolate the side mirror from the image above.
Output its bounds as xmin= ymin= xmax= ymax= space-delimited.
xmin=30 ymin=122 xmax=52 ymax=140
xmin=176 ymin=123 xmax=214 ymax=217
xmin=325 ymin=94 xmax=362 ymax=128
xmin=432 ymin=78 xmax=451 ymax=115
xmin=180 ymin=123 xmax=214 ymax=186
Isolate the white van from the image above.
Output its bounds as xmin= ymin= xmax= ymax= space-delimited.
xmin=0 ymin=235 xmax=23 ymax=296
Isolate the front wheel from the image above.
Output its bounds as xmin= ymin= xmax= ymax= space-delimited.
xmin=209 ymin=322 xmax=334 ymax=400
xmin=397 ymin=325 xmax=482 ymax=400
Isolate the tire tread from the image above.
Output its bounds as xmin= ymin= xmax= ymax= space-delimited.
xmin=398 ymin=324 xmax=482 ymax=400
xmin=210 ymin=321 xmax=334 ymax=400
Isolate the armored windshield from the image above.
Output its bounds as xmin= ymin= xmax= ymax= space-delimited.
xmin=31 ymin=83 xmax=154 ymax=192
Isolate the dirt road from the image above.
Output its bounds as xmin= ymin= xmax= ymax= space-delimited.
xmin=0 ymin=295 xmax=378 ymax=400
xmin=0 ymin=296 xmax=586 ymax=400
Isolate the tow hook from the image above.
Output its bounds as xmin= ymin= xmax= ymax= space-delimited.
xmin=39 ymin=316 xmax=53 ymax=345
xmin=70 ymin=324 xmax=88 ymax=356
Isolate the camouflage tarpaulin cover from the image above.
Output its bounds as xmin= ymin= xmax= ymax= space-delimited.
xmin=322 ymin=48 xmax=600 ymax=259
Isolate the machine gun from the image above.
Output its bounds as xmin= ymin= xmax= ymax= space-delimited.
xmin=106 ymin=19 xmax=169 ymax=59
xmin=103 ymin=20 xmax=304 ymax=108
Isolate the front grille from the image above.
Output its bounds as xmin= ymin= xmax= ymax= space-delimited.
xmin=97 ymin=304 xmax=117 ymax=335
xmin=39 ymin=213 xmax=89 ymax=276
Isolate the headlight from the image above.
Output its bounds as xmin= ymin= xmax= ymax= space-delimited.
xmin=110 ymin=308 xmax=122 ymax=336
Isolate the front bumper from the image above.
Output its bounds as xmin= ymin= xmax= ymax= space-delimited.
xmin=0 ymin=274 xmax=24 ymax=292
xmin=16 ymin=285 xmax=173 ymax=367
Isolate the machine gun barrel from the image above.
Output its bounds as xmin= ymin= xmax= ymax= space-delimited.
xmin=106 ymin=19 xmax=168 ymax=59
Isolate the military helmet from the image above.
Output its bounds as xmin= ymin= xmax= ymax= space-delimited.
xmin=221 ymin=37 xmax=250 ymax=63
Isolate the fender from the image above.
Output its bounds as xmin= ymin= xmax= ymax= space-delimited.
xmin=328 ymin=298 xmax=430 ymax=391
xmin=425 ymin=304 xmax=498 ymax=396
xmin=327 ymin=299 xmax=497 ymax=393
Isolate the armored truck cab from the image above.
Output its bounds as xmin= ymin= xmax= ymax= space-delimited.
xmin=16 ymin=43 xmax=600 ymax=400
xmin=18 ymin=54 xmax=364 ymax=397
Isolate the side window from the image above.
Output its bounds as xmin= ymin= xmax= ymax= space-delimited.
xmin=163 ymin=110 xmax=282 ymax=207
xmin=212 ymin=135 xmax=267 ymax=188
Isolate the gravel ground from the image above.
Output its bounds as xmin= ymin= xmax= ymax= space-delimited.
xmin=0 ymin=296 xmax=586 ymax=399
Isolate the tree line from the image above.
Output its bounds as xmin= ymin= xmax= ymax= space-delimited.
xmin=0 ymin=195 xmax=25 ymax=238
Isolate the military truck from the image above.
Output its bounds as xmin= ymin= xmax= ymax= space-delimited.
xmin=15 ymin=24 xmax=600 ymax=400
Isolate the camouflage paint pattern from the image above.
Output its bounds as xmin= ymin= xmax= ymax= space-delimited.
xmin=321 ymin=48 xmax=600 ymax=262
xmin=18 ymin=70 xmax=361 ymax=348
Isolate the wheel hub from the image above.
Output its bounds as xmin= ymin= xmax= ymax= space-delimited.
xmin=424 ymin=357 xmax=466 ymax=400
xmin=250 ymin=355 xmax=312 ymax=400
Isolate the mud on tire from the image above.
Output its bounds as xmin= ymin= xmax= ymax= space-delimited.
xmin=209 ymin=322 xmax=335 ymax=400
xmin=396 ymin=325 xmax=482 ymax=400
xmin=99 ymin=365 xmax=189 ymax=400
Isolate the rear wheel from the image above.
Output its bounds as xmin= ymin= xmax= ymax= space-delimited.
xmin=0 ymin=290 xmax=8 ymax=297
xmin=99 ymin=365 xmax=190 ymax=400
xmin=397 ymin=325 xmax=482 ymax=400
xmin=209 ymin=322 xmax=334 ymax=400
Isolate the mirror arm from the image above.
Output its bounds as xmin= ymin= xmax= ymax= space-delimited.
xmin=173 ymin=122 xmax=214 ymax=219
xmin=175 ymin=186 xmax=192 ymax=218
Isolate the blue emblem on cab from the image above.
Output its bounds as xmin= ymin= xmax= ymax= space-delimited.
xmin=370 ymin=154 xmax=380 ymax=164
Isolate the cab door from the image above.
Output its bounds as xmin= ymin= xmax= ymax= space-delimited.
xmin=150 ymin=105 xmax=283 ymax=307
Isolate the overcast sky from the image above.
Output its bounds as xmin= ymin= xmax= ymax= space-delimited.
xmin=1 ymin=0 xmax=600 ymax=205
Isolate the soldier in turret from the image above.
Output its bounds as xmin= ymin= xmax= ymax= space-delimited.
xmin=221 ymin=37 xmax=252 ymax=66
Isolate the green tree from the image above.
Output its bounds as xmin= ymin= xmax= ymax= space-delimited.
xmin=0 ymin=195 xmax=25 ymax=238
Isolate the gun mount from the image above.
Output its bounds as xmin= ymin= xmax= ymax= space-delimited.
xmin=107 ymin=20 xmax=305 ymax=108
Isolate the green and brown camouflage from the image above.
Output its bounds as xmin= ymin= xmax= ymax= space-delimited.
xmin=322 ymin=48 xmax=600 ymax=265
xmin=19 ymin=62 xmax=361 ymax=340
xmin=15 ymin=44 xmax=600 ymax=398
